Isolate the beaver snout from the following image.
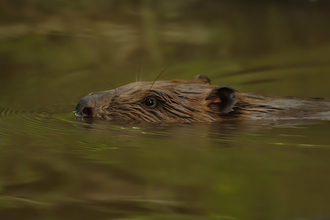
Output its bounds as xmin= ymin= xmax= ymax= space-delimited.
xmin=74 ymin=91 xmax=115 ymax=118
xmin=74 ymin=95 xmax=97 ymax=118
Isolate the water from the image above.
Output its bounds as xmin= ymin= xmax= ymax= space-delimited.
xmin=1 ymin=1 xmax=330 ymax=220
xmin=1 ymin=111 xmax=330 ymax=220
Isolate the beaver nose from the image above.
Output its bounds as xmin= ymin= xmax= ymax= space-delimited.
xmin=73 ymin=106 xmax=95 ymax=118
xmin=74 ymin=96 xmax=96 ymax=118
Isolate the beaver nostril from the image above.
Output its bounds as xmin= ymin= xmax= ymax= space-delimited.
xmin=82 ymin=107 xmax=95 ymax=117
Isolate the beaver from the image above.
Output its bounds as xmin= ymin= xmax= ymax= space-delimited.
xmin=74 ymin=75 xmax=330 ymax=123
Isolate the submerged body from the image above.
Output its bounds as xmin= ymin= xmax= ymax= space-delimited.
xmin=74 ymin=76 xmax=330 ymax=123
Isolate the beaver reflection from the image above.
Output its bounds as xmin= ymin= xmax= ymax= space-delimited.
xmin=74 ymin=75 xmax=330 ymax=123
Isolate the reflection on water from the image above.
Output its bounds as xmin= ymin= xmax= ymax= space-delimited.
xmin=1 ymin=110 xmax=330 ymax=220
xmin=1 ymin=1 xmax=330 ymax=219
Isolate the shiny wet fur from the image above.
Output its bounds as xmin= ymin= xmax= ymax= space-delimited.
xmin=74 ymin=76 xmax=330 ymax=123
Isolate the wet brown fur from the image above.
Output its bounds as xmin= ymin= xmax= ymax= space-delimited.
xmin=74 ymin=77 xmax=330 ymax=123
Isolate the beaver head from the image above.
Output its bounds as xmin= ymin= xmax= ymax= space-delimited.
xmin=74 ymin=75 xmax=242 ymax=123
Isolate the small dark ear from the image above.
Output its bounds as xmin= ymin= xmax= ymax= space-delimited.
xmin=194 ymin=75 xmax=210 ymax=83
xmin=206 ymin=86 xmax=239 ymax=113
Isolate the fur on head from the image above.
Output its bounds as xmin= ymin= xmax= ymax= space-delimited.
xmin=74 ymin=75 xmax=243 ymax=123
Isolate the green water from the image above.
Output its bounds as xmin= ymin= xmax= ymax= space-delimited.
xmin=1 ymin=1 xmax=330 ymax=219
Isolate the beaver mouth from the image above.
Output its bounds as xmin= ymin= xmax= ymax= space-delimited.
xmin=73 ymin=110 xmax=80 ymax=117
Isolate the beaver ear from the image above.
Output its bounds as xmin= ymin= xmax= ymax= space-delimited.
xmin=194 ymin=75 xmax=210 ymax=83
xmin=206 ymin=87 xmax=239 ymax=113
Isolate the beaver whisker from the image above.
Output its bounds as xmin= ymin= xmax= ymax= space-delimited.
xmin=149 ymin=65 xmax=172 ymax=90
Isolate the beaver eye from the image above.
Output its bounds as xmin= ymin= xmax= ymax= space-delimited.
xmin=144 ymin=97 xmax=157 ymax=108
